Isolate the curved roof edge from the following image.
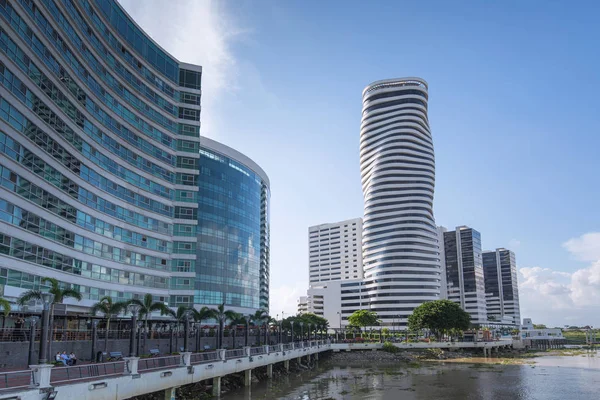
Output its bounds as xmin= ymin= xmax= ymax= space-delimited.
xmin=200 ymin=136 xmax=270 ymax=187
xmin=362 ymin=77 xmax=428 ymax=96
xmin=113 ymin=0 xmax=201 ymax=71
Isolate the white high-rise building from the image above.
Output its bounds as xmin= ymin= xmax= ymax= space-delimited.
xmin=308 ymin=218 xmax=363 ymax=285
xmin=359 ymin=78 xmax=442 ymax=327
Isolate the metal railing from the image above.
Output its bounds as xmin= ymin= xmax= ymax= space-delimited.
xmin=50 ymin=362 xmax=125 ymax=385
xmin=268 ymin=344 xmax=281 ymax=353
xmin=0 ymin=370 xmax=35 ymax=391
xmin=224 ymin=349 xmax=246 ymax=359
xmin=282 ymin=343 xmax=293 ymax=351
xmin=250 ymin=346 xmax=265 ymax=356
xmin=190 ymin=351 xmax=219 ymax=364
xmin=137 ymin=355 xmax=181 ymax=372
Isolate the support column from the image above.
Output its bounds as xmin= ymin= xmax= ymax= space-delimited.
xmin=30 ymin=364 xmax=53 ymax=389
xmin=164 ymin=386 xmax=178 ymax=400
xmin=123 ymin=357 xmax=140 ymax=375
xmin=314 ymin=352 xmax=319 ymax=361
xmin=284 ymin=360 xmax=290 ymax=372
xmin=212 ymin=377 xmax=221 ymax=397
xmin=244 ymin=369 xmax=252 ymax=386
xmin=266 ymin=364 xmax=273 ymax=378
xmin=181 ymin=352 xmax=192 ymax=367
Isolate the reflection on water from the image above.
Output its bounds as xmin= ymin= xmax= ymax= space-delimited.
xmin=224 ymin=351 xmax=600 ymax=400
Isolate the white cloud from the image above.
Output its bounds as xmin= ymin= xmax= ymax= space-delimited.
xmin=563 ymin=232 xmax=600 ymax=262
xmin=508 ymin=238 xmax=521 ymax=248
xmin=519 ymin=232 xmax=600 ymax=326
xmin=119 ymin=0 xmax=246 ymax=137
xmin=269 ymin=284 xmax=305 ymax=319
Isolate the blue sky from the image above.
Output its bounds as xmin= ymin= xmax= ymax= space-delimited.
xmin=121 ymin=0 xmax=600 ymax=326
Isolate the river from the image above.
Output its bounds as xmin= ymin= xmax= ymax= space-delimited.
xmin=223 ymin=350 xmax=600 ymax=399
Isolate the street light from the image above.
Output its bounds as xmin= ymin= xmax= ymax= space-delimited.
xmin=128 ymin=304 xmax=141 ymax=357
xmin=27 ymin=317 xmax=37 ymax=366
xmin=290 ymin=321 xmax=295 ymax=343
xmin=38 ymin=292 xmax=54 ymax=364
xmin=299 ymin=321 xmax=304 ymax=343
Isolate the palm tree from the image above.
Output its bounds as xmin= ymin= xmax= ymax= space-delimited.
xmin=250 ymin=309 xmax=269 ymax=346
xmin=166 ymin=305 xmax=194 ymax=325
xmin=0 ymin=297 xmax=10 ymax=316
xmin=17 ymin=277 xmax=82 ymax=307
xmin=90 ymin=296 xmax=128 ymax=351
xmin=127 ymin=294 xmax=170 ymax=334
xmin=227 ymin=313 xmax=245 ymax=349
xmin=209 ymin=304 xmax=238 ymax=349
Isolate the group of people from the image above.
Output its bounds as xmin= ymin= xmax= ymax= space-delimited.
xmin=55 ymin=351 xmax=77 ymax=366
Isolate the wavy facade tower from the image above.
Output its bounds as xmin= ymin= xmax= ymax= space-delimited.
xmin=360 ymin=78 xmax=441 ymax=327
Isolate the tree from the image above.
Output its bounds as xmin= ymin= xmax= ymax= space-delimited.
xmin=407 ymin=300 xmax=470 ymax=339
xmin=0 ymin=297 xmax=10 ymax=316
xmin=209 ymin=304 xmax=238 ymax=349
xmin=250 ymin=309 xmax=270 ymax=345
xmin=91 ymin=296 xmax=128 ymax=351
xmin=228 ymin=313 xmax=246 ymax=348
xmin=18 ymin=277 xmax=82 ymax=307
xmin=382 ymin=327 xmax=390 ymax=339
xmin=127 ymin=294 xmax=170 ymax=333
xmin=348 ymin=310 xmax=379 ymax=335
xmin=533 ymin=324 xmax=547 ymax=329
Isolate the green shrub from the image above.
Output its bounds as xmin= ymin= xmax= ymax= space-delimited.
xmin=382 ymin=341 xmax=399 ymax=353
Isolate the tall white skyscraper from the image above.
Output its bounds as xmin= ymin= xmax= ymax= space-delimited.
xmin=308 ymin=218 xmax=363 ymax=285
xmin=359 ymin=78 xmax=441 ymax=327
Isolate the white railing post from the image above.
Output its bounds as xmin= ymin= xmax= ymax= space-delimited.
xmin=244 ymin=346 xmax=251 ymax=357
xmin=29 ymin=364 xmax=53 ymax=389
xmin=218 ymin=349 xmax=226 ymax=361
xmin=263 ymin=345 xmax=269 ymax=354
xmin=181 ymin=352 xmax=192 ymax=367
xmin=123 ymin=357 xmax=140 ymax=375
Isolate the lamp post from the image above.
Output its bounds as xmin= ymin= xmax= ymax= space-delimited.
xmin=38 ymin=292 xmax=54 ymax=364
xmin=299 ymin=322 xmax=304 ymax=343
xmin=290 ymin=321 xmax=295 ymax=343
xmin=128 ymin=304 xmax=140 ymax=357
xmin=307 ymin=323 xmax=311 ymax=341
xmin=91 ymin=320 xmax=98 ymax=362
xmin=183 ymin=315 xmax=190 ymax=352
xmin=279 ymin=320 xmax=283 ymax=344
xmin=169 ymin=324 xmax=175 ymax=354
xmin=27 ymin=317 xmax=37 ymax=366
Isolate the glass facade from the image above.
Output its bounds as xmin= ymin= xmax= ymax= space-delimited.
xmin=196 ymin=141 xmax=270 ymax=312
xmin=0 ymin=0 xmax=200 ymax=305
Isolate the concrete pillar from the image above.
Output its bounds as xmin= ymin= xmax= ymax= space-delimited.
xmin=181 ymin=352 xmax=192 ymax=367
xmin=244 ymin=346 xmax=251 ymax=357
xmin=123 ymin=356 xmax=140 ymax=375
xmin=263 ymin=345 xmax=270 ymax=354
xmin=212 ymin=376 xmax=221 ymax=397
xmin=266 ymin=364 xmax=273 ymax=378
xmin=29 ymin=364 xmax=53 ymax=389
xmin=164 ymin=386 xmax=178 ymax=400
xmin=244 ymin=369 xmax=252 ymax=386
xmin=314 ymin=352 xmax=319 ymax=361
xmin=284 ymin=360 xmax=290 ymax=372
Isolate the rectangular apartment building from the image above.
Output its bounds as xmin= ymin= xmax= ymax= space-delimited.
xmin=443 ymin=226 xmax=488 ymax=325
xmin=308 ymin=218 xmax=363 ymax=285
xmin=483 ymin=248 xmax=521 ymax=326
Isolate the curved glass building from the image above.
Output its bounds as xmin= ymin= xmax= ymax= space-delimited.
xmin=0 ymin=0 xmax=202 ymax=310
xmin=359 ymin=78 xmax=441 ymax=327
xmin=197 ymin=138 xmax=270 ymax=314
